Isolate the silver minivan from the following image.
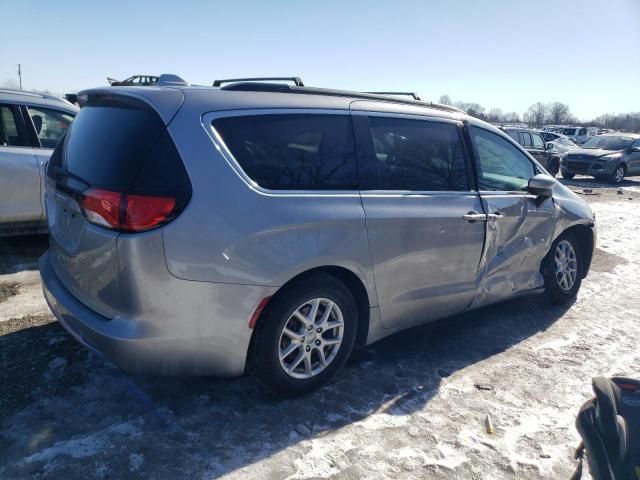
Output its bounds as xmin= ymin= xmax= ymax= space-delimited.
xmin=0 ymin=89 xmax=77 ymax=236
xmin=40 ymin=79 xmax=596 ymax=396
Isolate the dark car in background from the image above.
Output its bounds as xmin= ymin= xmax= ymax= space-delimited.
xmin=561 ymin=134 xmax=640 ymax=184
xmin=502 ymin=127 xmax=561 ymax=176
xmin=107 ymin=75 xmax=159 ymax=86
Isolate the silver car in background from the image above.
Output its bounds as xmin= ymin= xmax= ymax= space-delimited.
xmin=0 ymin=89 xmax=77 ymax=236
xmin=40 ymin=79 xmax=596 ymax=396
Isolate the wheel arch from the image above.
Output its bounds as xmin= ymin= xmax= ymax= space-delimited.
xmin=253 ymin=266 xmax=371 ymax=347
xmin=557 ymin=224 xmax=595 ymax=278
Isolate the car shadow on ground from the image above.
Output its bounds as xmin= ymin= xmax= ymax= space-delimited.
xmin=0 ymin=235 xmax=49 ymax=274
xmin=0 ymin=293 xmax=572 ymax=478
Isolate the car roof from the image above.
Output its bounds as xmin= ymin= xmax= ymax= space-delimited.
xmin=0 ymin=88 xmax=78 ymax=112
xmin=80 ymin=84 xmax=469 ymax=123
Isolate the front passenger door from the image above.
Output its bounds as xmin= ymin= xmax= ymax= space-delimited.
xmin=468 ymin=126 xmax=556 ymax=308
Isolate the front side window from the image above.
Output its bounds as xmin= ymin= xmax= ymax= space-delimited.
xmin=359 ymin=117 xmax=469 ymax=191
xmin=27 ymin=106 xmax=74 ymax=149
xmin=470 ymin=126 xmax=535 ymax=192
xmin=531 ymin=133 xmax=545 ymax=149
xmin=213 ymin=114 xmax=357 ymax=190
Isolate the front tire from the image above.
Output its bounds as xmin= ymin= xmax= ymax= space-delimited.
xmin=249 ymin=273 xmax=357 ymax=397
xmin=542 ymin=232 xmax=583 ymax=305
xmin=610 ymin=164 xmax=625 ymax=185
xmin=561 ymin=169 xmax=575 ymax=180
xmin=548 ymin=158 xmax=560 ymax=177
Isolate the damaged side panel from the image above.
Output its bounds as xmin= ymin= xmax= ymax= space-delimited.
xmin=472 ymin=193 xmax=555 ymax=308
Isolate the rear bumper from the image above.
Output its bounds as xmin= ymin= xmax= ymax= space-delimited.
xmin=39 ymin=250 xmax=276 ymax=376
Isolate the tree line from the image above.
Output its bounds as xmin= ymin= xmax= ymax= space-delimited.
xmin=438 ymin=94 xmax=640 ymax=133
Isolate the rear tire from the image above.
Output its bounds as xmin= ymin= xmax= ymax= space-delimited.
xmin=561 ymin=170 xmax=575 ymax=180
xmin=542 ymin=232 xmax=583 ymax=305
xmin=249 ymin=273 xmax=357 ymax=397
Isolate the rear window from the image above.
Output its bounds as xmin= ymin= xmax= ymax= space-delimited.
xmin=48 ymin=96 xmax=191 ymax=203
xmin=62 ymin=104 xmax=164 ymax=190
xmin=213 ymin=114 xmax=357 ymax=190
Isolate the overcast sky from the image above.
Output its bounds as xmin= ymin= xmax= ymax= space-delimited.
xmin=1 ymin=0 xmax=639 ymax=120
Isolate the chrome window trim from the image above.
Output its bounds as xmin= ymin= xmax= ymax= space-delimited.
xmin=202 ymin=108 xmax=360 ymax=198
xmin=202 ymin=108 xmax=475 ymax=198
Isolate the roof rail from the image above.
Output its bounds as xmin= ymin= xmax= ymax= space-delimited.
xmin=215 ymin=81 xmax=465 ymax=115
xmin=364 ymin=91 xmax=422 ymax=101
xmin=0 ymin=88 xmax=71 ymax=104
xmin=213 ymin=76 xmax=304 ymax=87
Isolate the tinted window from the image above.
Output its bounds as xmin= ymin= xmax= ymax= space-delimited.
xmin=27 ymin=106 xmax=74 ymax=149
xmin=0 ymin=105 xmax=28 ymax=147
xmin=505 ymin=130 xmax=519 ymax=141
xmin=531 ymin=133 xmax=545 ymax=149
xmin=470 ymin=127 xmax=535 ymax=192
xmin=213 ymin=114 xmax=357 ymax=190
xmin=359 ymin=117 xmax=469 ymax=191
xmin=520 ymin=131 xmax=532 ymax=147
xmin=563 ymin=128 xmax=577 ymax=136
xmin=61 ymin=104 xmax=164 ymax=190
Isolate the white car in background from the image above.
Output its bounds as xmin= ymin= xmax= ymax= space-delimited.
xmin=560 ymin=126 xmax=598 ymax=145
xmin=0 ymin=89 xmax=77 ymax=236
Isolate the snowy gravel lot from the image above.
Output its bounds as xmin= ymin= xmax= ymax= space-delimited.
xmin=1 ymin=177 xmax=639 ymax=479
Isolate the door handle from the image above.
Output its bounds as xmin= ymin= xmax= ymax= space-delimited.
xmin=487 ymin=212 xmax=504 ymax=221
xmin=462 ymin=212 xmax=488 ymax=222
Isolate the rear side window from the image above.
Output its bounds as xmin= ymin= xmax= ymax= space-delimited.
xmin=0 ymin=105 xmax=29 ymax=147
xmin=520 ymin=131 xmax=532 ymax=147
xmin=213 ymin=114 xmax=357 ymax=190
xmin=358 ymin=117 xmax=469 ymax=191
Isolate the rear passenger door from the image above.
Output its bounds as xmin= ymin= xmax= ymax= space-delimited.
xmin=352 ymin=111 xmax=485 ymax=329
xmin=0 ymin=104 xmax=42 ymax=223
xmin=468 ymin=126 xmax=555 ymax=308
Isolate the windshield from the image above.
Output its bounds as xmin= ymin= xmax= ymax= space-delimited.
xmin=581 ymin=136 xmax=634 ymax=151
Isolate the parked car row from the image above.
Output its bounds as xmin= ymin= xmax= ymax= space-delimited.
xmin=38 ymin=77 xmax=596 ymax=395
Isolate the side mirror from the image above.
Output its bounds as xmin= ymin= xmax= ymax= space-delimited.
xmin=528 ymin=174 xmax=556 ymax=198
xmin=545 ymin=142 xmax=554 ymax=150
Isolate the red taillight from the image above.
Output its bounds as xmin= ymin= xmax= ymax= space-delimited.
xmin=81 ymin=189 xmax=176 ymax=232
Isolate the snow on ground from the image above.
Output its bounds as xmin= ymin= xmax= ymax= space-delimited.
xmin=1 ymin=181 xmax=639 ymax=479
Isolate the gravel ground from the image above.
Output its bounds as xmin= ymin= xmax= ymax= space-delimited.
xmin=0 ymin=177 xmax=639 ymax=479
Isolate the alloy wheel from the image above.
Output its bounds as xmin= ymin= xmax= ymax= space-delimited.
xmin=278 ymin=298 xmax=344 ymax=379
xmin=555 ymin=240 xmax=578 ymax=291
xmin=614 ymin=166 xmax=624 ymax=184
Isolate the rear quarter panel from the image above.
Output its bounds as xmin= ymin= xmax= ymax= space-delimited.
xmin=161 ymin=104 xmax=377 ymax=307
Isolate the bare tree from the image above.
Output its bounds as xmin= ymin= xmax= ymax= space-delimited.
xmin=527 ymin=102 xmax=549 ymax=128
xmin=438 ymin=94 xmax=452 ymax=106
xmin=548 ymin=102 xmax=572 ymax=124
xmin=503 ymin=111 xmax=521 ymax=123
xmin=486 ymin=108 xmax=504 ymax=123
